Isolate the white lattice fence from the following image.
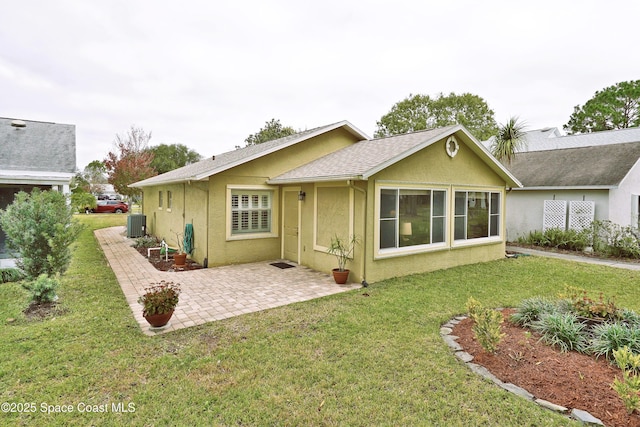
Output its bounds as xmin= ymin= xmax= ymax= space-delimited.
xmin=568 ymin=201 xmax=595 ymax=231
xmin=543 ymin=200 xmax=567 ymax=231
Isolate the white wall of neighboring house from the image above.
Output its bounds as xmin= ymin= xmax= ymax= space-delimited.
xmin=506 ymin=189 xmax=609 ymax=241
xmin=610 ymin=158 xmax=640 ymax=228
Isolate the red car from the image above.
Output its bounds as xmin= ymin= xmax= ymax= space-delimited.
xmin=89 ymin=200 xmax=129 ymax=214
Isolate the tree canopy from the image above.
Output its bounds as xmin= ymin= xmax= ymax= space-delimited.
xmin=244 ymin=119 xmax=296 ymax=146
xmin=375 ymin=92 xmax=498 ymax=141
xmin=104 ymin=126 xmax=156 ymax=199
xmin=148 ymin=143 xmax=202 ymax=174
xmin=491 ymin=116 xmax=527 ymax=164
xmin=564 ymin=80 xmax=640 ymax=134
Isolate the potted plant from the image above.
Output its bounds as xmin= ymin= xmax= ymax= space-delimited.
xmin=171 ymin=229 xmax=187 ymax=267
xmin=137 ymin=281 xmax=181 ymax=327
xmin=326 ymin=234 xmax=358 ymax=284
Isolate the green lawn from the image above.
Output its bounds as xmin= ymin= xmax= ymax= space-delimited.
xmin=2 ymin=215 xmax=638 ymax=426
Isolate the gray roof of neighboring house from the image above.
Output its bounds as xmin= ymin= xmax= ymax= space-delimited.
xmin=483 ymin=126 xmax=640 ymax=154
xmin=269 ymin=125 xmax=522 ymax=187
xmin=131 ymin=120 xmax=368 ymax=187
xmin=506 ymin=141 xmax=640 ymax=188
xmin=520 ymin=126 xmax=640 ymax=152
xmin=0 ymin=117 xmax=76 ymax=173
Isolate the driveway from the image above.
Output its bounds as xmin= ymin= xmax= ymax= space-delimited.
xmin=95 ymin=226 xmax=361 ymax=335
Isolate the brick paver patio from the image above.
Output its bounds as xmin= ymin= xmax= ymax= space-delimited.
xmin=95 ymin=226 xmax=360 ymax=335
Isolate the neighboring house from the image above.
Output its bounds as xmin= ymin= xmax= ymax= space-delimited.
xmin=131 ymin=120 xmax=520 ymax=283
xmin=0 ymin=118 xmax=76 ymax=267
xmin=499 ymin=127 xmax=640 ymax=241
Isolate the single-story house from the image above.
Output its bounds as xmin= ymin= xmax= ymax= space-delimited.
xmin=132 ymin=120 xmax=520 ymax=283
xmin=500 ymin=127 xmax=640 ymax=240
xmin=0 ymin=118 xmax=76 ymax=267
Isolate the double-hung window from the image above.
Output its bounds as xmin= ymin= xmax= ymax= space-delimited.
xmin=454 ymin=191 xmax=500 ymax=240
xmin=231 ymin=190 xmax=272 ymax=234
xmin=379 ymin=188 xmax=446 ymax=250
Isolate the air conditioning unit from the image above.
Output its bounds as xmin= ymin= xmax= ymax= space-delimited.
xmin=127 ymin=214 xmax=146 ymax=238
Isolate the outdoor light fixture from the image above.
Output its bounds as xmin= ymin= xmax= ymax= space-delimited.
xmin=298 ymin=191 xmax=306 ymax=201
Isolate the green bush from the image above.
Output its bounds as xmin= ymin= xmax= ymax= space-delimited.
xmin=589 ymin=323 xmax=640 ymax=360
xmin=472 ymin=308 xmax=505 ymax=353
xmin=531 ymin=313 xmax=588 ymax=353
xmin=518 ymin=227 xmax=590 ymax=251
xmin=0 ymin=188 xmax=83 ymax=279
xmin=133 ymin=235 xmax=160 ymax=248
xmin=611 ymin=346 xmax=640 ymax=414
xmin=620 ymin=309 xmax=640 ymax=328
xmin=591 ymin=220 xmax=640 ymax=259
xmin=22 ymin=274 xmax=60 ymax=304
xmin=0 ymin=268 xmax=24 ymax=283
xmin=466 ymin=297 xmax=505 ymax=353
xmin=511 ymin=296 xmax=561 ymax=327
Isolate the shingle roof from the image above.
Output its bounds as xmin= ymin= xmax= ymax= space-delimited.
xmin=506 ymin=141 xmax=640 ymax=188
xmin=522 ymin=126 xmax=640 ymax=152
xmin=269 ymin=125 xmax=521 ymax=188
xmin=0 ymin=117 xmax=76 ymax=173
xmin=268 ymin=126 xmax=457 ymax=183
xmin=131 ymin=121 xmax=368 ymax=187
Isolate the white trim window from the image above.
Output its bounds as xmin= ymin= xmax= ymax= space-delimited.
xmin=231 ymin=190 xmax=272 ymax=234
xmin=454 ymin=191 xmax=500 ymax=241
xmin=379 ymin=188 xmax=446 ymax=250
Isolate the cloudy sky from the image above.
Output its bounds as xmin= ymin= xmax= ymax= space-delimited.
xmin=1 ymin=0 xmax=638 ymax=169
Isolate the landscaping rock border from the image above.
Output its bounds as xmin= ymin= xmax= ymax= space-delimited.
xmin=441 ymin=315 xmax=605 ymax=426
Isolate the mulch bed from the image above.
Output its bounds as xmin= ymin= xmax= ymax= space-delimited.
xmin=453 ymin=309 xmax=640 ymax=427
xmin=134 ymin=247 xmax=203 ymax=272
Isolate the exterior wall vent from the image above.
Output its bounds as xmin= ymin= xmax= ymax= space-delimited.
xmin=11 ymin=120 xmax=26 ymax=128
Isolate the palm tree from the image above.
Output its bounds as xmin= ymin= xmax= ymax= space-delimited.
xmin=491 ymin=116 xmax=527 ymax=164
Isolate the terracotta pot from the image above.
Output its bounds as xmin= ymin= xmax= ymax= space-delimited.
xmin=332 ymin=268 xmax=350 ymax=284
xmin=173 ymin=252 xmax=187 ymax=267
xmin=144 ymin=310 xmax=174 ymax=327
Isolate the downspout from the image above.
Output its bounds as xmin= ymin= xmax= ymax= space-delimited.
xmin=348 ymin=180 xmax=368 ymax=286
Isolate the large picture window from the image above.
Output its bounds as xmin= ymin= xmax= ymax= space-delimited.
xmin=379 ymin=188 xmax=446 ymax=250
xmin=231 ymin=190 xmax=272 ymax=234
xmin=454 ymin=191 xmax=500 ymax=240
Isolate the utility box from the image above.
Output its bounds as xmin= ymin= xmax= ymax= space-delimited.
xmin=127 ymin=214 xmax=146 ymax=238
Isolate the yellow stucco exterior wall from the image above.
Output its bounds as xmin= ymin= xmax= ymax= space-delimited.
xmin=141 ymin=128 xmax=510 ymax=284
xmin=141 ymin=127 xmax=360 ymax=267
xmin=292 ymin=131 xmax=509 ymax=284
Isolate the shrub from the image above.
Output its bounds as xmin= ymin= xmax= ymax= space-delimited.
xmin=472 ymin=308 xmax=505 ymax=354
xmin=0 ymin=188 xmax=83 ymax=279
xmin=22 ymin=274 xmax=60 ymax=304
xmin=518 ymin=227 xmax=590 ymax=251
xmin=133 ymin=235 xmax=160 ymax=248
xmin=611 ymin=346 xmax=640 ymax=414
xmin=465 ymin=297 xmax=505 ymax=353
xmin=0 ymin=268 xmax=24 ymax=283
xmin=511 ymin=296 xmax=560 ymax=327
xmin=589 ymin=323 xmax=640 ymax=360
xmin=591 ymin=220 xmax=640 ymax=259
xmin=562 ymin=286 xmax=620 ymax=321
xmin=620 ymin=309 xmax=640 ymax=328
xmin=531 ymin=313 xmax=588 ymax=353
xmin=465 ymin=296 xmax=483 ymax=322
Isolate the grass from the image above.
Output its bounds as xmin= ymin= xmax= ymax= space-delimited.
xmin=2 ymin=214 xmax=640 ymax=425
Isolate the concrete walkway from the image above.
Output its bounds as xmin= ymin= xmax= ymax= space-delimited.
xmin=95 ymin=226 xmax=360 ymax=336
xmin=506 ymin=245 xmax=640 ymax=271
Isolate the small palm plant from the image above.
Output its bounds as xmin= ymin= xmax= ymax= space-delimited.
xmin=491 ymin=116 xmax=527 ymax=164
xmin=327 ymin=235 xmax=358 ymax=272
